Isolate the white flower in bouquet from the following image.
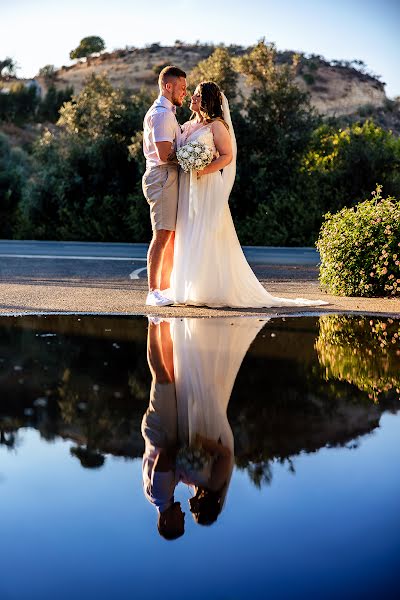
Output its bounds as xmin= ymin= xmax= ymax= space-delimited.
xmin=177 ymin=140 xmax=213 ymax=173
xmin=176 ymin=444 xmax=211 ymax=472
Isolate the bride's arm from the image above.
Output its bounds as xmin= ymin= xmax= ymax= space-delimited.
xmin=197 ymin=121 xmax=232 ymax=177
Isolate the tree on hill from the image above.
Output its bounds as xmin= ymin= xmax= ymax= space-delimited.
xmin=0 ymin=57 xmax=17 ymax=80
xmin=189 ymin=46 xmax=238 ymax=99
xmin=69 ymin=36 xmax=106 ymax=62
xmin=38 ymin=64 xmax=57 ymax=82
xmin=232 ymin=39 xmax=319 ymax=244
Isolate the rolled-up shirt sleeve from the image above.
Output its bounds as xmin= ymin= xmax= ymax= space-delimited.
xmin=152 ymin=111 xmax=176 ymax=143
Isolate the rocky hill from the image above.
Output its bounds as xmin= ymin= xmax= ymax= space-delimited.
xmin=38 ymin=43 xmax=388 ymax=118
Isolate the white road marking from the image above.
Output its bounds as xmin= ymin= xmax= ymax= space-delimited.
xmin=0 ymin=254 xmax=147 ymax=261
xmin=130 ymin=267 xmax=147 ymax=279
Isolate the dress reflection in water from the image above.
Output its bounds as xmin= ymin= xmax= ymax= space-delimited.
xmin=141 ymin=317 xmax=266 ymax=536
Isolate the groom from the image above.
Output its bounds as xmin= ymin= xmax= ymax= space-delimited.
xmin=142 ymin=319 xmax=185 ymax=540
xmin=142 ymin=65 xmax=187 ymax=306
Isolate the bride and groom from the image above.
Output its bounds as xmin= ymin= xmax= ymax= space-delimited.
xmin=142 ymin=65 xmax=326 ymax=308
xmin=142 ymin=316 xmax=267 ymax=539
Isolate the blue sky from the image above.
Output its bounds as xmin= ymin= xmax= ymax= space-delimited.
xmin=1 ymin=0 xmax=399 ymax=97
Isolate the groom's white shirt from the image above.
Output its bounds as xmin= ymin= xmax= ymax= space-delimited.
xmin=143 ymin=95 xmax=181 ymax=168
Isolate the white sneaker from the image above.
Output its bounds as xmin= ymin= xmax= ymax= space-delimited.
xmin=146 ymin=290 xmax=174 ymax=307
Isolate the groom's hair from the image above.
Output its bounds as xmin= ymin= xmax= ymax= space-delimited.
xmin=158 ymin=65 xmax=187 ymax=88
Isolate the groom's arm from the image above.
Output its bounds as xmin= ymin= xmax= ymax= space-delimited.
xmin=152 ymin=112 xmax=178 ymax=163
xmin=155 ymin=141 xmax=176 ymax=163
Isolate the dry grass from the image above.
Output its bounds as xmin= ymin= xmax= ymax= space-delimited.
xmin=35 ymin=45 xmax=387 ymax=118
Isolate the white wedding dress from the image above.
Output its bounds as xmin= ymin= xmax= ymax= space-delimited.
xmin=172 ymin=317 xmax=266 ymax=500
xmin=168 ymin=95 xmax=327 ymax=309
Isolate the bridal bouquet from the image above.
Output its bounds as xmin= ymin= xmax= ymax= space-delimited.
xmin=176 ymin=444 xmax=211 ymax=472
xmin=176 ymin=140 xmax=213 ymax=173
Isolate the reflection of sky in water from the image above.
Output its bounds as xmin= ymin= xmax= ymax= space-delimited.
xmin=1 ymin=414 xmax=399 ymax=600
xmin=1 ymin=314 xmax=400 ymax=599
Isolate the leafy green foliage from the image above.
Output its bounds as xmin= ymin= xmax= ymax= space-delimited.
xmin=316 ymin=186 xmax=400 ymax=296
xmin=316 ymin=315 xmax=400 ymax=400
xmin=0 ymin=57 xmax=17 ymax=79
xmin=232 ymin=40 xmax=319 ymax=240
xmin=152 ymin=62 xmax=170 ymax=76
xmin=19 ymin=75 xmax=153 ymax=240
xmin=0 ymin=133 xmax=30 ymax=237
xmin=0 ymin=83 xmax=40 ymax=123
xmin=0 ymin=81 xmax=73 ymax=125
xmin=37 ymin=84 xmax=74 ymax=122
xmin=302 ymin=73 xmax=315 ymax=85
xmin=189 ymin=46 xmax=238 ymax=98
xmin=38 ymin=64 xmax=57 ymax=81
xmin=302 ymin=121 xmax=400 ymax=214
xmin=70 ymin=36 xmax=106 ymax=60
xmin=2 ymin=41 xmax=400 ymax=259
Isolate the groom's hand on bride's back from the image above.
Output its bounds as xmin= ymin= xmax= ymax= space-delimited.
xmin=155 ymin=141 xmax=176 ymax=163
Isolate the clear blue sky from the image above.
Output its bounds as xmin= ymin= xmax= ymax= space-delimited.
xmin=1 ymin=0 xmax=399 ymax=97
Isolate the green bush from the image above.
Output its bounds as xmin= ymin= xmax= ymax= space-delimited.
xmin=37 ymin=85 xmax=74 ymax=122
xmin=0 ymin=83 xmax=40 ymax=123
xmin=302 ymin=73 xmax=315 ymax=85
xmin=232 ymin=40 xmax=319 ymax=230
xmin=302 ymin=121 xmax=400 ymax=215
xmin=316 ymin=186 xmax=400 ymax=296
xmin=235 ymin=186 xmax=321 ymax=246
xmin=19 ymin=75 xmax=153 ymax=241
xmin=0 ymin=133 xmax=30 ymax=237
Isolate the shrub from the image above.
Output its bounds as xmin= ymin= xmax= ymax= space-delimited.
xmin=302 ymin=73 xmax=315 ymax=85
xmin=0 ymin=83 xmax=40 ymax=123
xmin=152 ymin=62 xmax=170 ymax=76
xmin=233 ymin=40 xmax=318 ymax=224
xmin=38 ymin=64 xmax=57 ymax=81
xmin=0 ymin=133 xmax=30 ymax=237
xmin=235 ymin=187 xmax=321 ymax=246
xmin=302 ymin=121 xmax=400 ymax=215
xmin=37 ymin=85 xmax=74 ymax=122
xmin=20 ymin=75 xmax=152 ymax=241
xmin=189 ymin=46 xmax=238 ymax=99
xmin=316 ymin=186 xmax=400 ymax=296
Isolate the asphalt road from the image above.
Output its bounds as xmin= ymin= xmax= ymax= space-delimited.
xmin=0 ymin=240 xmax=319 ymax=264
xmin=1 ymin=240 xmax=398 ymax=316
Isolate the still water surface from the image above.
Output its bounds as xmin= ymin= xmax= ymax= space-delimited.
xmin=0 ymin=314 xmax=399 ymax=600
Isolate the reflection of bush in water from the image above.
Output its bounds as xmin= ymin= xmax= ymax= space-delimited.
xmin=70 ymin=446 xmax=105 ymax=469
xmin=128 ymin=374 xmax=148 ymax=401
xmin=316 ymin=315 xmax=400 ymax=401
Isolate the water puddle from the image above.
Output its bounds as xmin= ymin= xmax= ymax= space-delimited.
xmin=0 ymin=314 xmax=399 ymax=599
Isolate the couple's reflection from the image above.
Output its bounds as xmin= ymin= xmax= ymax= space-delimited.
xmin=141 ymin=317 xmax=266 ymax=540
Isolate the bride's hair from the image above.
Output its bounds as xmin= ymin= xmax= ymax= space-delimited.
xmin=194 ymin=81 xmax=229 ymax=130
xmin=189 ymin=486 xmax=223 ymax=526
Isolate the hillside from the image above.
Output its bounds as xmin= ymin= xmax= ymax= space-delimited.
xmin=39 ymin=43 xmax=388 ymax=118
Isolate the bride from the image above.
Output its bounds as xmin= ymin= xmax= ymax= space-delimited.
xmin=167 ymin=81 xmax=327 ymax=308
